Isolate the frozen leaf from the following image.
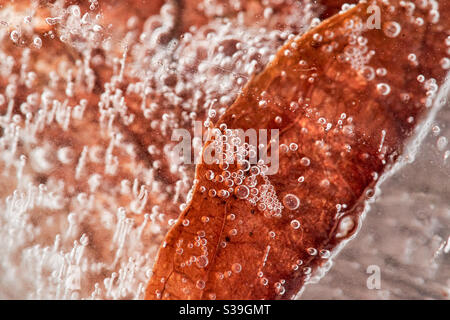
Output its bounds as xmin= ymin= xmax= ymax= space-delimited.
xmin=146 ymin=0 xmax=450 ymax=300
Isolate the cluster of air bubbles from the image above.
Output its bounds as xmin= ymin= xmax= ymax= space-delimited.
xmin=176 ymin=229 xmax=209 ymax=271
xmin=200 ymin=124 xmax=286 ymax=217
xmin=429 ymin=123 xmax=450 ymax=162
xmin=340 ymin=29 xmax=375 ymax=75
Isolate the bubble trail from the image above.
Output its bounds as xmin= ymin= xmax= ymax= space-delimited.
xmin=146 ymin=1 xmax=450 ymax=300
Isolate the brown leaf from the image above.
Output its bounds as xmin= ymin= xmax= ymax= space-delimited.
xmin=146 ymin=0 xmax=450 ymax=300
xmin=318 ymin=0 xmax=359 ymax=20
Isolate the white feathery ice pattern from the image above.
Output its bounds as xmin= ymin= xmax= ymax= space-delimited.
xmin=0 ymin=0 xmax=318 ymax=299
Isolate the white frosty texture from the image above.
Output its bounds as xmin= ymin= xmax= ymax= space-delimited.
xmin=0 ymin=0 xmax=318 ymax=299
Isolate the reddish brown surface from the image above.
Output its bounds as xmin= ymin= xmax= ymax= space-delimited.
xmin=146 ymin=1 xmax=450 ymax=300
xmin=318 ymin=0 xmax=359 ymax=20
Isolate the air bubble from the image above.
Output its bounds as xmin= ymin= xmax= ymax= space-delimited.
xmin=231 ymin=263 xmax=242 ymax=273
xmin=258 ymin=100 xmax=268 ymax=108
xmin=432 ymin=125 xmax=441 ymax=135
xmin=437 ymin=136 xmax=448 ymax=151
xmin=440 ymin=58 xmax=450 ymax=70
xmin=319 ymin=249 xmax=331 ymax=258
xmin=10 ymin=30 xmax=19 ymax=43
xmin=408 ymin=53 xmax=417 ymax=62
xmin=383 ymin=21 xmax=401 ymax=38
xmin=227 ymin=214 xmax=235 ymax=221
xmin=208 ymin=109 xmax=216 ymax=118
xmin=235 ymin=185 xmax=249 ymax=199
xmin=360 ymin=66 xmax=375 ymax=81
xmin=196 ymin=280 xmax=206 ymax=289
xmin=33 ymin=37 xmax=42 ymax=49
xmin=300 ymin=157 xmax=310 ymax=166
xmin=283 ymin=194 xmax=300 ymax=210
xmin=376 ymin=83 xmax=391 ymax=96
xmin=196 ymin=256 xmax=209 ymax=268
xmin=312 ymin=33 xmax=322 ymax=42
xmin=205 ymin=170 xmax=214 ymax=180
xmin=290 ymin=219 xmax=301 ymax=229
xmin=415 ymin=17 xmax=424 ymax=26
